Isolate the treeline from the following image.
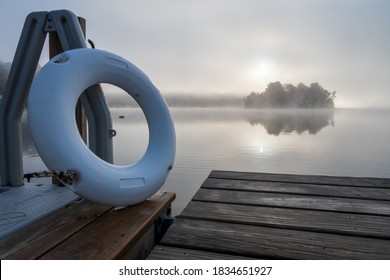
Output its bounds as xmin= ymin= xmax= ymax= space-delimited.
xmin=163 ymin=93 xmax=243 ymax=107
xmin=243 ymin=81 xmax=335 ymax=108
xmin=106 ymin=93 xmax=243 ymax=108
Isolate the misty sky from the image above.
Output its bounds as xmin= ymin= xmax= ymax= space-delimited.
xmin=1 ymin=0 xmax=389 ymax=108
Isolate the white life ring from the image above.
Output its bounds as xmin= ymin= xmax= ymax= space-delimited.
xmin=28 ymin=49 xmax=175 ymax=206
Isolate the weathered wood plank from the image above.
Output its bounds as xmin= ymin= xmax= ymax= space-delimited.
xmin=193 ymin=188 xmax=390 ymax=216
xmin=0 ymin=200 xmax=111 ymax=259
xmin=154 ymin=171 xmax=390 ymax=260
xmin=161 ymin=218 xmax=390 ymax=259
xmin=148 ymin=245 xmax=255 ymax=260
xmin=39 ymin=192 xmax=175 ymax=259
xmin=0 ymin=184 xmax=79 ymax=240
xmin=122 ymin=225 xmax=155 ymax=260
xmin=180 ymin=201 xmax=390 ymax=238
xmin=201 ymin=178 xmax=390 ymax=201
xmin=210 ymin=170 xmax=390 ymax=188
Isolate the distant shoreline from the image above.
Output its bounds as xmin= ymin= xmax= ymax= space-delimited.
xmin=105 ymin=93 xmax=340 ymax=109
xmin=105 ymin=92 xmax=244 ymax=108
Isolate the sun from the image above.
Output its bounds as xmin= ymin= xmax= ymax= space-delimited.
xmin=250 ymin=60 xmax=273 ymax=79
xmin=240 ymin=58 xmax=278 ymax=90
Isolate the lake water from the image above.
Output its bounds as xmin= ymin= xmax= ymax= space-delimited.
xmin=20 ymin=108 xmax=390 ymax=215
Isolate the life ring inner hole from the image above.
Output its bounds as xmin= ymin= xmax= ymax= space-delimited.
xmin=82 ymin=83 xmax=150 ymax=166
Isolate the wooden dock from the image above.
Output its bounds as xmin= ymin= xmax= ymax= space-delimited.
xmin=148 ymin=170 xmax=390 ymax=260
xmin=0 ymin=191 xmax=175 ymax=259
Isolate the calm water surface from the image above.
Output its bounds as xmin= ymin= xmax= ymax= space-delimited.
xmin=21 ymin=108 xmax=390 ymax=215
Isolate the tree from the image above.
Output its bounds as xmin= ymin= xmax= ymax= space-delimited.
xmin=243 ymin=81 xmax=335 ymax=108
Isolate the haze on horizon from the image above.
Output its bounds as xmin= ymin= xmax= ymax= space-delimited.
xmin=1 ymin=0 xmax=389 ymax=108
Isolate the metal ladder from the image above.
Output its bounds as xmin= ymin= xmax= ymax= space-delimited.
xmin=0 ymin=10 xmax=114 ymax=186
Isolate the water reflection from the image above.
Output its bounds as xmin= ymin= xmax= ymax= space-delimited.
xmin=11 ymin=108 xmax=390 ymax=217
xmin=245 ymin=109 xmax=334 ymax=135
xmin=20 ymin=108 xmax=335 ymax=158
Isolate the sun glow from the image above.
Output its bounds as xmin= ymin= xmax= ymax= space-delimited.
xmin=259 ymin=144 xmax=264 ymax=154
xmin=249 ymin=60 xmax=275 ymax=80
xmin=242 ymin=59 xmax=279 ymax=91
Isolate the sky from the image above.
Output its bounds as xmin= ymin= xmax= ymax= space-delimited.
xmin=0 ymin=0 xmax=389 ymax=108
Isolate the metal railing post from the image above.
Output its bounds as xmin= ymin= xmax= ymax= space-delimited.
xmin=47 ymin=10 xmax=113 ymax=163
xmin=0 ymin=12 xmax=48 ymax=186
xmin=0 ymin=10 xmax=114 ymax=186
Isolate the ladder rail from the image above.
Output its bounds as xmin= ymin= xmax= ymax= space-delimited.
xmin=0 ymin=12 xmax=48 ymax=186
xmin=0 ymin=10 xmax=113 ymax=186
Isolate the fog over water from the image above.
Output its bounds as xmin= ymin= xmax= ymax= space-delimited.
xmin=19 ymin=107 xmax=390 ymax=215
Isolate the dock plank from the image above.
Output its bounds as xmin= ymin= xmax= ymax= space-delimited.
xmin=0 ymin=192 xmax=175 ymax=260
xmin=201 ymin=178 xmax=390 ymax=201
xmin=0 ymin=200 xmax=111 ymax=259
xmin=151 ymin=171 xmax=390 ymax=260
xmin=193 ymin=188 xmax=390 ymax=216
xmin=180 ymin=201 xmax=390 ymax=238
xmin=0 ymin=184 xmax=79 ymax=240
xmin=40 ymin=192 xmax=175 ymax=259
xmin=209 ymin=170 xmax=390 ymax=188
xmin=161 ymin=218 xmax=390 ymax=260
xmin=148 ymin=245 xmax=254 ymax=260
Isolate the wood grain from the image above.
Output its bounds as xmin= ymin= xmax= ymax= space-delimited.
xmin=148 ymin=245 xmax=255 ymax=260
xmin=180 ymin=201 xmax=390 ymax=238
xmin=201 ymin=178 xmax=390 ymax=200
xmin=40 ymin=192 xmax=175 ymax=259
xmin=0 ymin=200 xmax=111 ymax=259
xmin=161 ymin=218 xmax=390 ymax=259
xmin=209 ymin=170 xmax=390 ymax=188
xmin=193 ymin=188 xmax=390 ymax=216
xmin=150 ymin=171 xmax=390 ymax=260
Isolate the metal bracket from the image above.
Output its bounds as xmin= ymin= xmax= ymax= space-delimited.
xmin=43 ymin=15 xmax=56 ymax=32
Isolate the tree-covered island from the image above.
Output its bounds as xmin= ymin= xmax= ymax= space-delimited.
xmin=243 ymin=81 xmax=335 ymax=108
